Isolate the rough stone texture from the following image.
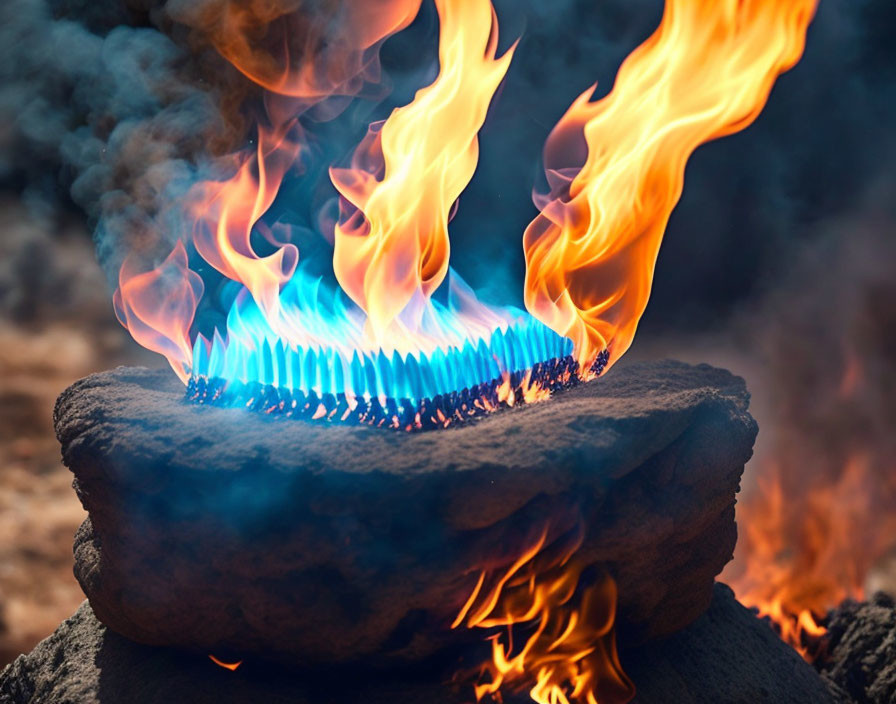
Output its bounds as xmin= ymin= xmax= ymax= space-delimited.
xmin=815 ymin=592 xmax=896 ymax=704
xmin=55 ymin=361 xmax=757 ymax=667
xmin=0 ymin=585 xmax=836 ymax=704
xmin=625 ymin=584 xmax=836 ymax=703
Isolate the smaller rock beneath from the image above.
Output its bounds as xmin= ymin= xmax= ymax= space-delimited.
xmin=622 ymin=583 xmax=836 ymax=704
xmin=0 ymin=584 xmax=837 ymax=704
xmin=816 ymin=592 xmax=896 ymax=704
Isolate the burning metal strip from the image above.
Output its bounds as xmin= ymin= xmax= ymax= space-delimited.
xmin=191 ymin=314 xmax=574 ymax=400
xmin=186 ymin=347 xmax=609 ymax=431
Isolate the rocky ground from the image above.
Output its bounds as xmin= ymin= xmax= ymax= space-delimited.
xmin=0 ymin=584 xmax=835 ymax=704
xmin=817 ymin=592 xmax=896 ymax=703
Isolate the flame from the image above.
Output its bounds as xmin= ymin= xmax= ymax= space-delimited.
xmin=454 ymin=526 xmax=634 ymax=704
xmin=838 ymin=345 xmax=863 ymax=398
xmin=190 ymin=122 xmax=302 ymax=321
xmin=331 ymin=0 xmax=515 ymax=347
xmin=208 ymin=654 xmax=242 ymax=671
xmin=188 ymin=288 xmax=571 ymax=409
xmin=725 ymin=345 xmax=896 ymax=660
xmin=523 ymin=0 xmax=816 ymax=372
xmin=110 ymin=0 xmax=432 ymax=375
xmin=724 ymin=454 xmax=896 ymax=659
xmin=115 ymin=0 xmax=817 ymax=424
xmin=112 ymin=241 xmax=204 ymax=382
xmin=115 ymin=0 xmax=525 ymax=388
xmin=203 ymin=0 xmax=422 ymax=99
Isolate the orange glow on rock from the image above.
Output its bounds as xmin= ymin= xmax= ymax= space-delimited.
xmin=523 ymin=0 xmax=817 ymax=372
xmin=331 ymin=0 xmax=514 ymax=348
xmin=454 ymin=526 xmax=634 ymax=704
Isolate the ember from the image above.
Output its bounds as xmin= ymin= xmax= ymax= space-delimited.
xmin=208 ymin=655 xmax=242 ymax=672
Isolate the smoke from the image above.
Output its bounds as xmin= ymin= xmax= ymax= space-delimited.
xmin=449 ymin=0 xmax=896 ymax=326
xmin=1 ymin=0 xmax=893 ymax=329
xmin=0 ymin=199 xmax=109 ymax=325
xmin=0 ymin=0 xmax=248 ymax=282
xmin=717 ymin=177 xmax=896 ymax=612
xmin=742 ymin=183 xmax=896 ymax=474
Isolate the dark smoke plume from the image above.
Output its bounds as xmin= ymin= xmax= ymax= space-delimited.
xmin=2 ymin=0 xmax=894 ymax=332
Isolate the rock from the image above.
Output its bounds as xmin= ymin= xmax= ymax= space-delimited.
xmin=55 ymin=360 xmax=757 ymax=666
xmin=0 ymin=601 xmax=464 ymax=704
xmin=815 ymin=592 xmax=896 ymax=704
xmin=0 ymin=585 xmax=836 ymax=704
xmin=625 ymin=584 xmax=837 ymax=703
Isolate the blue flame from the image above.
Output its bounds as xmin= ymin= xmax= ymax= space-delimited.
xmin=189 ymin=267 xmax=574 ymax=404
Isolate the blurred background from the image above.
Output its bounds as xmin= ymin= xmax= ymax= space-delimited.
xmin=1 ymin=0 xmax=894 ymax=666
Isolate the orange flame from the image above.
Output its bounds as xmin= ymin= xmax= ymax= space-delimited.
xmin=724 ymin=453 xmax=896 ymax=659
xmin=190 ymin=122 xmax=301 ymax=320
xmin=523 ymin=0 xmax=816 ymax=372
xmin=208 ymin=654 xmax=242 ymax=671
xmin=204 ymin=0 xmax=422 ymax=99
xmin=113 ymin=125 xmax=300 ymax=372
xmin=112 ymin=241 xmax=204 ymax=381
xmin=331 ymin=0 xmax=515 ymax=347
xmin=114 ymin=1 xmax=426 ymax=374
xmin=454 ymin=527 xmax=634 ymax=704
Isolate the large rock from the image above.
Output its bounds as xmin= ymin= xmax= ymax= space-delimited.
xmin=55 ymin=361 xmax=757 ymax=666
xmin=815 ymin=592 xmax=896 ymax=704
xmin=0 ymin=585 xmax=836 ymax=704
xmin=625 ymin=584 xmax=836 ymax=703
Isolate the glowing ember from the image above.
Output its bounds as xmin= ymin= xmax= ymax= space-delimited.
xmin=453 ymin=525 xmax=634 ymax=704
xmin=208 ymin=655 xmax=242 ymax=671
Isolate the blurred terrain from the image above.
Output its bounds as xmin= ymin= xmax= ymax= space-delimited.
xmin=0 ymin=200 xmax=155 ymax=665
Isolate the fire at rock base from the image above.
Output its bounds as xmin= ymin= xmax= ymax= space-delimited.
xmin=0 ymin=584 xmax=839 ymax=704
xmin=452 ymin=524 xmax=634 ymax=704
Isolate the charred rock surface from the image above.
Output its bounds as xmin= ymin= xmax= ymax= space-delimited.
xmin=55 ymin=360 xmax=757 ymax=666
xmin=815 ymin=592 xmax=896 ymax=704
xmin=0 ymin=585 xmax=835 ymax=704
